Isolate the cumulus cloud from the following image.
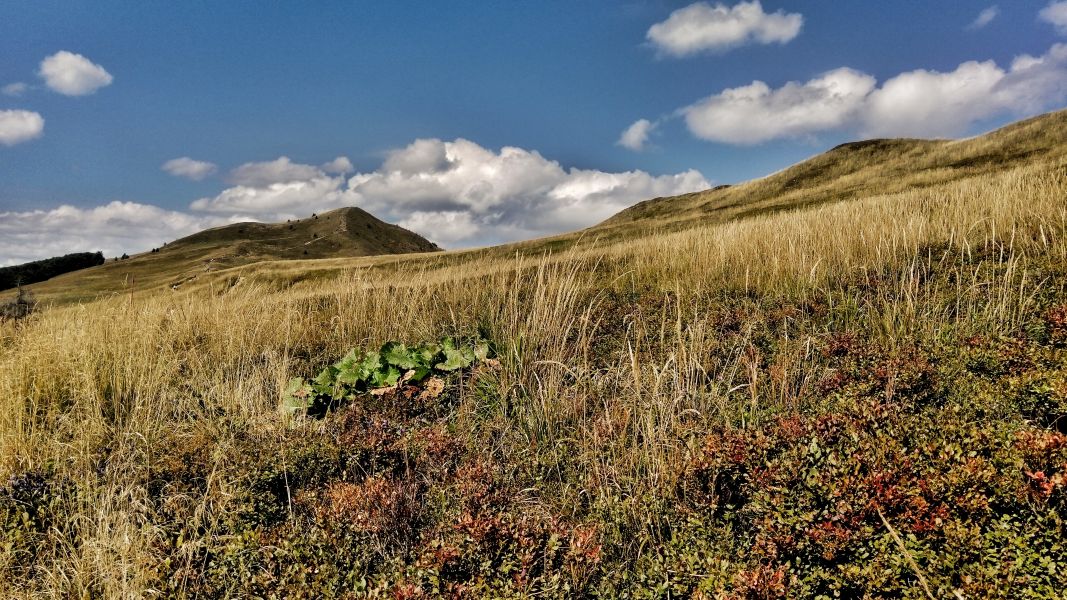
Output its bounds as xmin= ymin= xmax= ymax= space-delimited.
xmin=0 ymin=109 xmax=45 ymax=146
xmin=346 ymin=139 xmax=708 ymax=245
xmin=226 ymin=156 xmax=322 ymax=187
xmin=382 ymin=139 xmax=453 ymax=174
xmin=397 ymin=211 xmax=480 ymax=246
xmin=191 ymin=174 xmax=346 ymax=215
xmin=6 ymin=142 xmax=708 ymax=262
xmin=1041 ymin=1 xmax=1067 ymax=34
xmin=321 ymin=156 xmax=353 ymax=174
xmin=192 ymin=139 xmax=709 ymax=246
xmin=666 ymin=43 xmax=1067 ymax=144
xmin=162 ymin=157 xmax=217 ymax=181
xmin=38 ymin=51 xmax=113 ymax=96
xmin=646 ymin=1 xmax=803 ymax=57
xmin=0 ymin=202 xmax=226 ymax=266
xmin=682 ymin=68 xmax=876 ymax=144
xmin=2 ymin=82 xmax=28 ymax=97
xmin=967 ymin=6 xmax=999 ymax=30
xmin=863 ymin=44 xmax=1067 ymax=137
xmin=618 ymin=119 xmax=657 ymax=151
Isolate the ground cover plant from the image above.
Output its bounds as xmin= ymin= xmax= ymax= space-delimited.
xmin=283 ymin=338 xmax=492 ymax=418
xmin=1 ymin=122 xmax=1066 ymax=597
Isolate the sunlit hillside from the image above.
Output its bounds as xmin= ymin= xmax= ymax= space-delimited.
xmin=10 ymin=206 xmax=440 ymax=305
xmin=2 ymin=110 xmax=1066 ymax=598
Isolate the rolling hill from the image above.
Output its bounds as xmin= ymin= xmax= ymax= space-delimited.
xmin=598 ymin=108 xmax=1067 ymax=231
xmin=12 ymin=109 xmax=1067 ymax=306
xmin=12 ymin=206 xmax=440 ymax=303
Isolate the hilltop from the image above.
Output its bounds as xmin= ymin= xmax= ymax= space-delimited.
xmin=14 ymin=206 xmax=440 ymax=302
xmin=599 ymin=108 xmax=1067 ymax=231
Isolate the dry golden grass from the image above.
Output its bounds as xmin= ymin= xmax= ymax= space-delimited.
xmin=1 ymin=116 xmax=1066 ymax=596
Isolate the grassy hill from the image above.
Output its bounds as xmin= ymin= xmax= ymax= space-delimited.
xmin=600 ymin=108 xmax=1067 ymax=231
xmin=12 ymin=206 xmax=440 ymax=304
xmin=17 ymin=109 xmax=1067 ymax=307
xmin=2 ymin=109 xmax=1067 ymax=598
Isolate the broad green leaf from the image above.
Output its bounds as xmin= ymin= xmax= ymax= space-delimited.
xmin=461 ymin=346 xmax=476 ymax=365
xmin=435 ymin=347 xmax=471 ymax=371
xmin=409 ymin=365 xmax=432 ymax=383
xmin=414 ymin=344 xmax=441 ymax=368
xmin=336 ymin=359 xmax=365 ymax=385
xmin=360 ymin=351 xmax=382 ymax=376
xmin=314 ymin=366 xmax=338 ymax=386
xmin=282 ymin=378 xmax=312 ymax=414
xmin=441 ymin=338 xmax=456 ymax=353
xmin=335 ymin=349 xmax=361 ymax=370
xmin=336 ymin=369 xmax=363 ymax=386
xmin=370 ymin=365 xmax=401 ymax=388
xmin=473 ymin=341 xmax=490 ymax=362
xmin=382 ymin=341 xmax=416 ymax=369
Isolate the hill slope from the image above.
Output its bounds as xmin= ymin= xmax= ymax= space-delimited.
xmin=165 ymin=205 xmax=439 ymax=264
xmin=599 ymin=108 xmax=1067 ymax=231
xmin=15 ymin=109 xmax=1067 ymax=305
xmin=17 ymin=207 xmax=439 ymax=302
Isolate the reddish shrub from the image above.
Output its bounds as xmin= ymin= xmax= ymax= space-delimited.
xmin=1046 ymin=304 xmax=1067 ymax=346
xmin=301 ymin=476 xmax=417 ymax=535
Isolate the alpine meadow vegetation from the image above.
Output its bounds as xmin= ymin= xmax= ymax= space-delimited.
xmin=2 ymin=113 xmax=1067 ymax=598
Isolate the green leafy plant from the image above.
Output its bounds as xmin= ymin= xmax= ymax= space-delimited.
xmin=283 ymin=338 xmax=492 ymax=417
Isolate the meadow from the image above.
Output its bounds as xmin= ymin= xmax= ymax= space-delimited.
xmin=1 ymin=126 xmax=1066 ymax=597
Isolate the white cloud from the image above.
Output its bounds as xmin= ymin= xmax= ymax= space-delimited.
xmin=162 ymin=157 xmax=217 ymax=181
xmin=2 ymin=82 xmax=28 ymax=97
xmin=646 ymin=1 xmax=803 ymax=57
xmin=321 ymin=156 xmax=353 ymax=174
xmin=192 ymin=139 xmax=709 ymax=246
xmin=397 ymin=211 xmax=480 ymax=246
xmin=6 ymin=142 xmax=708 ymax=262
xmin=38 ymin=51 xmax=113 ymax=96
xmin=226 ymin=156 xmax=322 ymax=186
xmin=191 ymin=174 xmax=347 ymax=216
xmin=682 ymin=68 xmax=876 ymax=144
xmin=382 ymin=139 xmax=453 ymax=174
xmin=967 ymin=6 xmax=999 ymax=30
xmin=668 ymin=43 xmax=1067 ymax=144
xmin=863 ymin=44 xmax=1067 ymax=137
xmin=618 ymin=119 xmax=657 ymax=151
xmin=0 ymin=110 xmax=45 ymax=146
xmin=1041 ymin=1 xmax=1067 ymax=34
xmin=0 ymin=202 xmax=226 ymax=266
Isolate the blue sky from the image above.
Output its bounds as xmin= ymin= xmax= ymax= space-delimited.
xmin=2 ymin=1 xmax=1067 ymax=263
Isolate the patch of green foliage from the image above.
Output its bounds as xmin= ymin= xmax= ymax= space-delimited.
xmin=283 ymin=338 xmax=491 ymax=417
xmin=0 ymin=251 xmax=104 ymax=291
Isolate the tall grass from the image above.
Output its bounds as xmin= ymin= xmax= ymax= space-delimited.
xmin=0 ymin=161 xmax=1064 ymax=596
